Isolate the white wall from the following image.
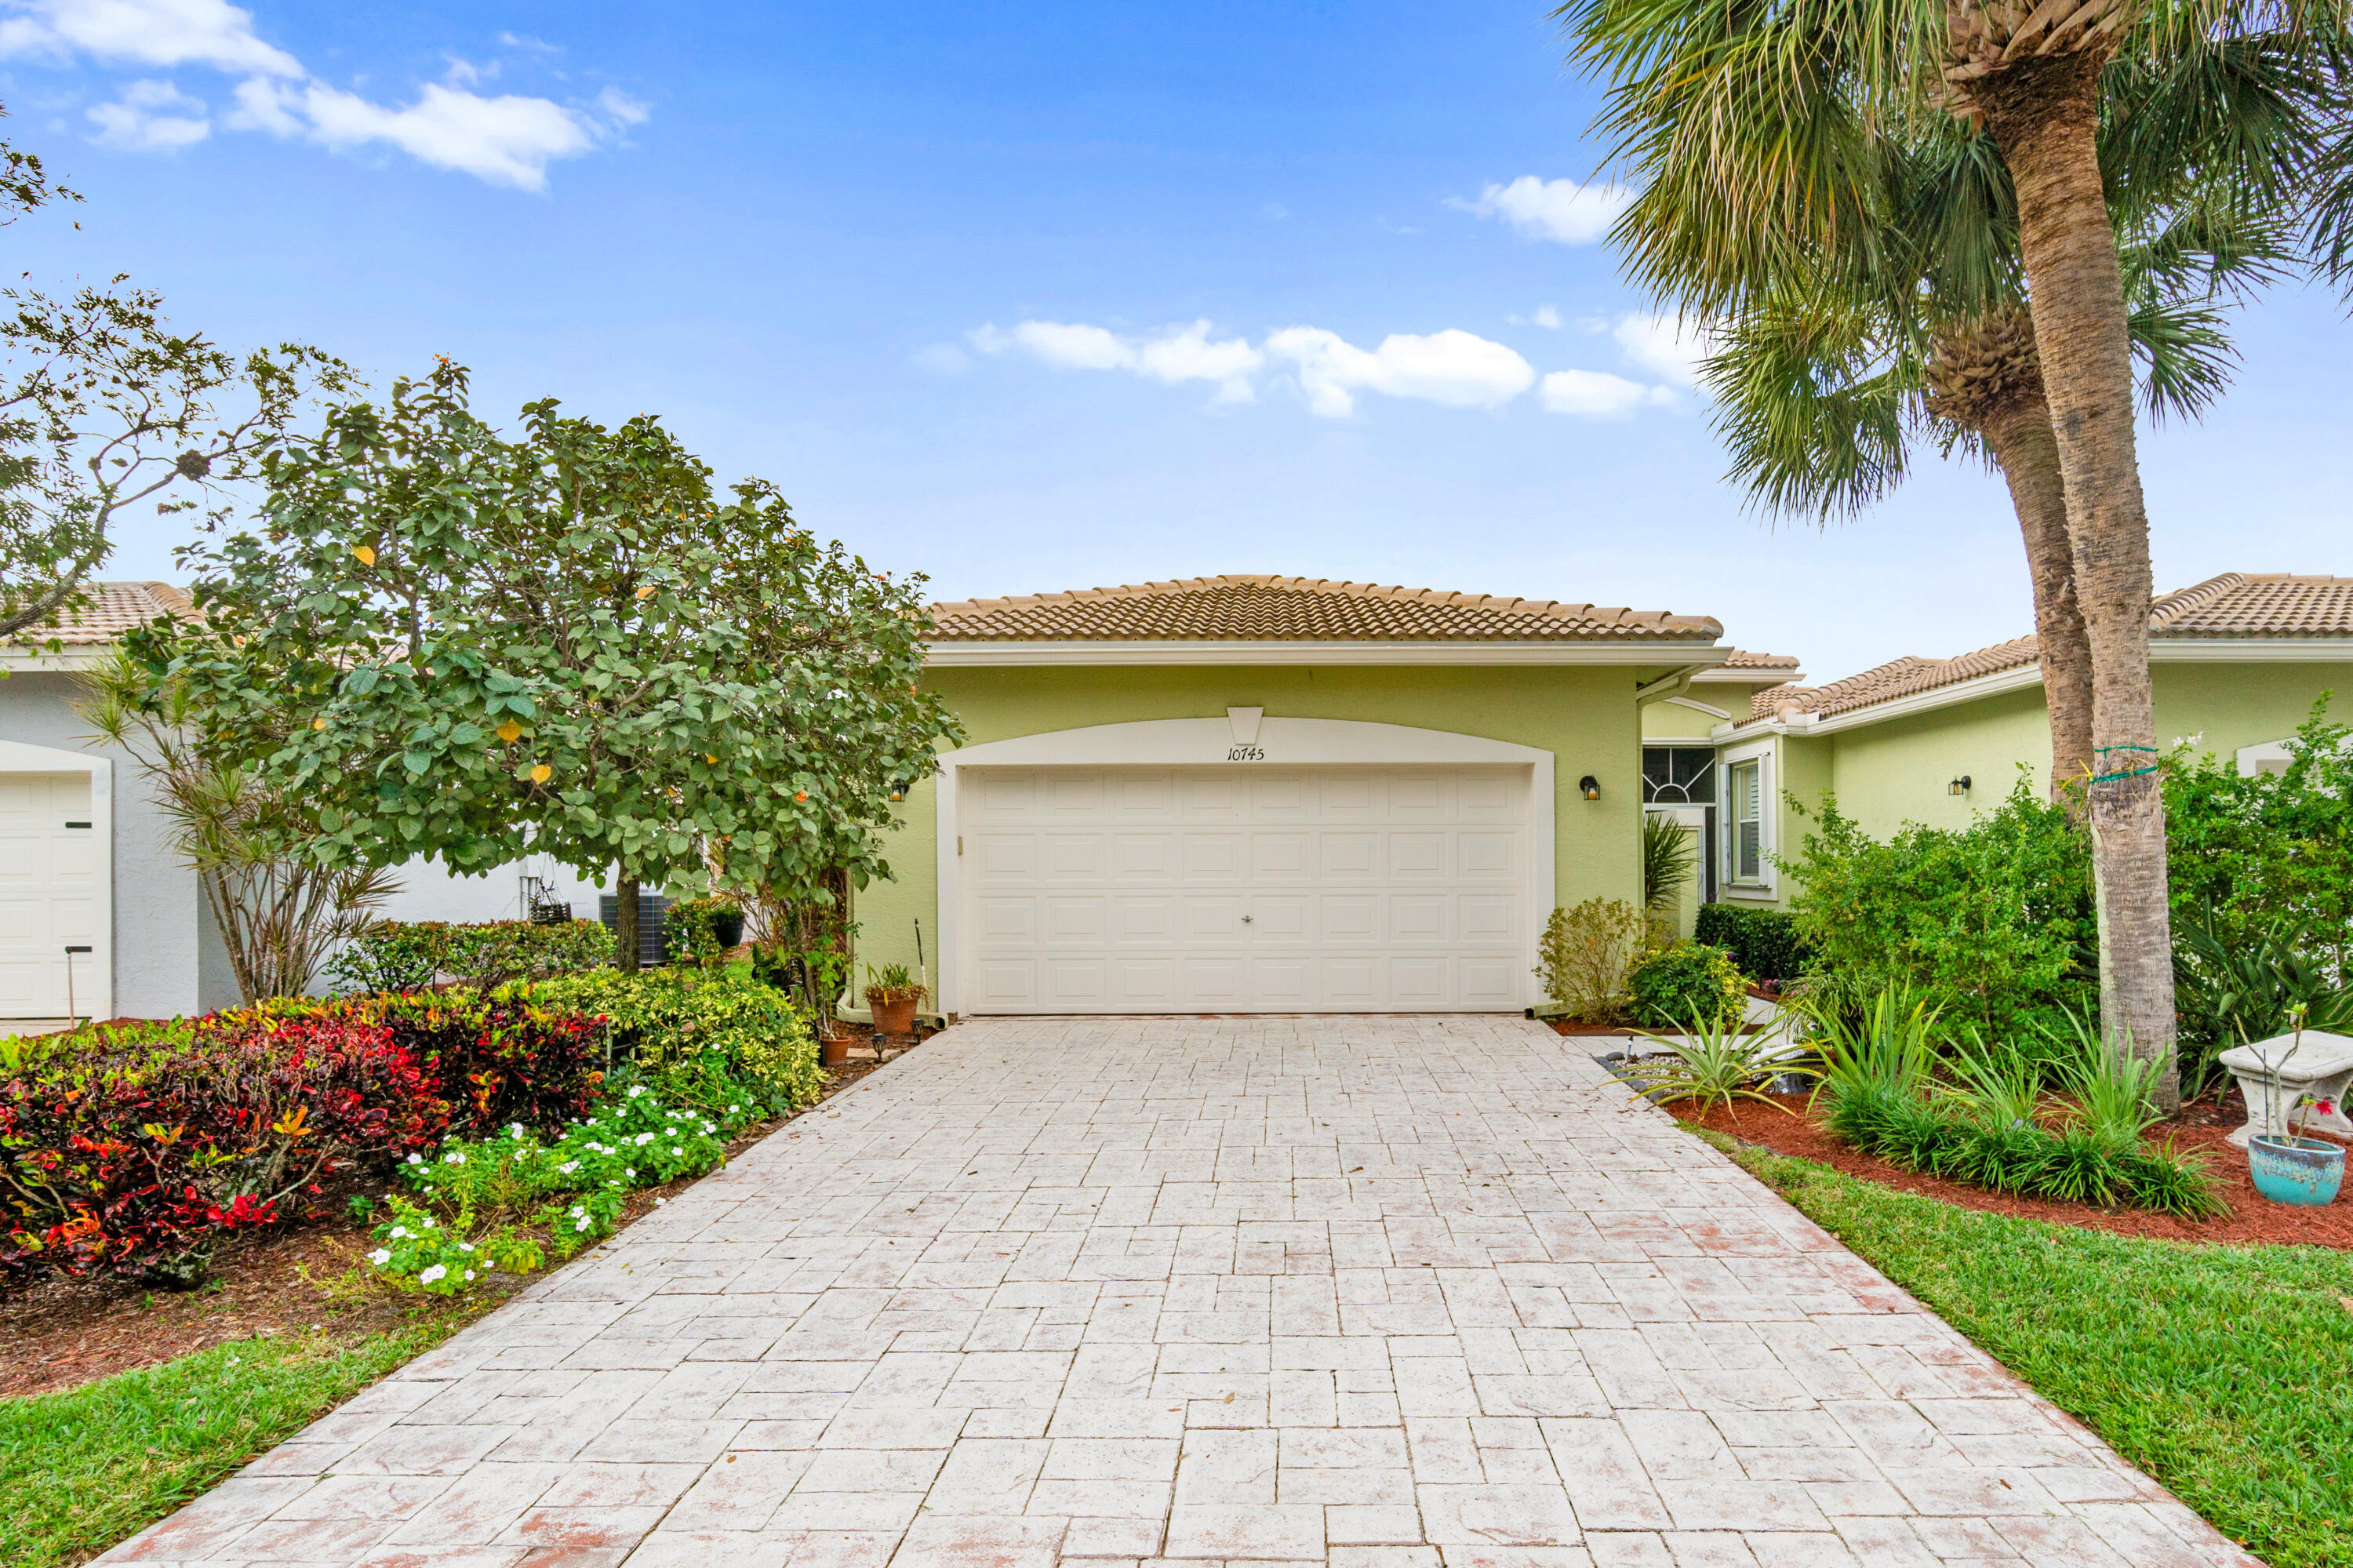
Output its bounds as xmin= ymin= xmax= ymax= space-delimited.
xmin=373 ymin=853 xmax=612 ymax=926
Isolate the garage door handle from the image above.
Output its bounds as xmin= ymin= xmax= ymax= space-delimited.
xmin=1242 ymin=915 xmax=1253 ymax=923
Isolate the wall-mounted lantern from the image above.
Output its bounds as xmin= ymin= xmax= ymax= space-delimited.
xmin=1948 ymin=775 xmax=1973 ymax=796
xmin=1578 ymin=774 xmax=1602 ymax=801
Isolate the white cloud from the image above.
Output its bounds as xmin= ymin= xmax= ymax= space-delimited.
xmin=289 ymin=80 xmax=598 ymax=189
xmin=85 ymin=77 xmax=209 ymax=149
xmin=970 ymin=319 xmax=1264 ymax=404
xmin=1450 ymin=175 xmax=1634 ymax=246
xmin=1511 ymin=304 xmax=1565 ymax=330
xmin=4 ymin=0 xmax=641 ymax=187
xmin=0 ymin=0 xmax=300 ymax=75
xmin=1264 ymin=326 xmax=1534 ymax=417
xmin=1540 ymin=369 xmax=1671 ymax=418
xmin=1612 ymin=313 xmax=1720 ymax=388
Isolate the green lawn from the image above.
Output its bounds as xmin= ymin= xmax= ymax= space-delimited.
xmin=1706 ymin=1131 xmax=2353 ymax=1568
xmin=0 ymin=1323 xmax=463 ymax=1568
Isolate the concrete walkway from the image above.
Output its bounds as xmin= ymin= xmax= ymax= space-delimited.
xmin=97 ymin=1016 xmax=2256 ymax=1567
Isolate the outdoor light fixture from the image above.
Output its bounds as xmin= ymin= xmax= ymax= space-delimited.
xmin=1579 ymin=775 xmax=1602 ymax=800
xmin=1949 ymin=775 xmax=1973 ymax=796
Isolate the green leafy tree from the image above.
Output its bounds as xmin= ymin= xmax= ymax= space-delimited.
xmin=136 ymin=362 xmax=959 ymax=970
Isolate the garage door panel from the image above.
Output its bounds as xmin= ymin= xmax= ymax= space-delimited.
xmin=959 ymin=764 xmax=1529 ymax=1013
xmin=1252 ymin=894 xmax=1311 ymax=941
xmin=976 ymin=897 xmax=1037 ymax=942
xmin=976 ymin=834 xmax=1037 ymax=880
xmin=1043 ymin=896 xmax=1107 ymax=943
xmin=1250 ymin=831 xmax=1311 ymax=877
xmin=1184 ymin=956 xmax=1246 ymax=1002
xmin=1111 ymin=895 xmax=1177 ymax=942
xmin=1389 ymin=833 xmax=1446 ymax=879
xmin=1043 ymin=833 xmax=1107 ymax=879
xmin=1111 ymin=831 xmax=1175 ymax=879
xmin=1460 ymin=958 xmax=1518 ymax=1006
xmin=1319 ymin=831 xmax=1378 ymax=878
xmin=0 ymin=772 xmax=108 ymax=1017
xmin=1460 ymin=894 xmax=1517 ymax=943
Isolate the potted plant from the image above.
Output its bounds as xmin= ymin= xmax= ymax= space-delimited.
xmin=864 ymin=962 xmax=926 ymax=1037
xmin=2246 ymin=1005 xmax=2348 ymax=1206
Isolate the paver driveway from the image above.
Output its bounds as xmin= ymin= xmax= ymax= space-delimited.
xmin=97 ymin=1015 xmax=2257 ymax=1568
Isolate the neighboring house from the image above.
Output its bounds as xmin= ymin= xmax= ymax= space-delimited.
xmin=0 ymin=584 xmax=606 ymax=1020
xmin=1708 ymin=573 xmax=2353 ymax=909
xmin=851 ymin=575 xmax=1793 ymax=1016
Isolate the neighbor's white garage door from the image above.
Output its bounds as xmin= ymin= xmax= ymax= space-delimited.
xmin=0 ymin=771 xmax=107 ymax=1018
xmin=961 ymin=765 xmax=1531 ymax=1013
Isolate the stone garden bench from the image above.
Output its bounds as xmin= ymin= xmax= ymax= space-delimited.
xmin=2219 ymin=1029 xmax=2353 ymax=1147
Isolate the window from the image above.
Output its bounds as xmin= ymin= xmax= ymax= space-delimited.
xmin=1642 ymin=747 xmax=1717 ymax=805
xmin=1729 ymin=758 xmax=1762 ymax=882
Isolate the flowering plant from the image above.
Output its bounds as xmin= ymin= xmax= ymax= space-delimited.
xmin=367 ymin=1195 xmax=541 ymax=1294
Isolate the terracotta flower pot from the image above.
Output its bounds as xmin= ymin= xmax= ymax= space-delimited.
xmin=820 ymin=1030 xmax=852 ymax=1069
xmin=869 ymin=993 xmax=919 ymax=1036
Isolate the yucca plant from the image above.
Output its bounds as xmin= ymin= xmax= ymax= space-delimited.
xmin=1629 ymin=1010 xmax=1811 ymax=1123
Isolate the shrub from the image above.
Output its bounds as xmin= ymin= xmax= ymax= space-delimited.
xmin=664 ymin=896 xmax=744 ymax=964
xmin=1694 ymin=904 xmax=1813 ymax=984
xmin=1626 ymin=1011 xmax=1809 ymax=1119
xmin=516 ymin=967 xmax=822 ymax=1115
xmin=1536 ymin=899 xmax=1646 ymax=1024
xmin=1 ymin=1012 xmax=444 ymax=1291
xmin=326 ymin=919 xmax=613 ymax=996
xmin=0 ymin=998 xmax=606 ymax=1294
xmin=1782 ymin=779 xmax=2095 ymax=1039
xmin=1627 ymin=941 xmax=1747 ymax=1030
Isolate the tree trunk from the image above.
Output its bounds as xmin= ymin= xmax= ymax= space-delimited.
xmin=1978 ymin=398 xmax=2095 ymax=808
xmin=616 ymin=874 xmax=641 ymax=973
xmin=1978 ymin=56 xmax=2177 ymax=1107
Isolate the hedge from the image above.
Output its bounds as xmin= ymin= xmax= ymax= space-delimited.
xmin=1694 ymin=903 xmax=1812 ymax=984
xmin=325 ymin=919 xmax=613 ymax=995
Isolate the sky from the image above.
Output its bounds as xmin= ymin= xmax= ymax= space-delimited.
xmin=3 ymin=0 xmax=2348 ymax=684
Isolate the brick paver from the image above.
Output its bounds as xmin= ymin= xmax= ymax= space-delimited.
xmin=94 ymin=1015 xmax=2260 ymax=1566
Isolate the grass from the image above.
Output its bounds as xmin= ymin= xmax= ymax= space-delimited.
xmin=1701 ymin=1129 xmax=2353 ymax=1568
xmin=0 ymin=1320 xmax=467 ymax=1568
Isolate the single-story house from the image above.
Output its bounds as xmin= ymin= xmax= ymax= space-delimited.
xmin=6 ymin=570 xmax=2347 ymax=1022
xmin=1695 ymin=573 xmax=2353 ymax=910
xmin=849 ymin=575 xmax=1794 ymax=1016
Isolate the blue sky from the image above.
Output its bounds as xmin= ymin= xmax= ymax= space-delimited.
xmin=5 ymin=0 xmax=2348 ymax=683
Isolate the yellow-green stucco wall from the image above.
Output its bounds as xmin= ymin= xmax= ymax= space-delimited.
xmin=1745 ymin=662 xmax=2353 ymax=909
xmin=849 ymin=662 xmax=1677 ymax=1013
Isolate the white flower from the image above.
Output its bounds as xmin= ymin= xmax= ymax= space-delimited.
xmin=389 ymin=1226 xmax=411 ymax=1240
xmin=509 ymin=1123 xmax=525 ymax=1139
xmin=422 ymin=1216 xmax=438 ymax=1228
xmin=458 ymin=1241 xmax=476 ymax=1253
xmin=727 ymin=1104 xmax=740 ymax=1114
xmin=627 ymin=1085 xmax=646 ymax=1098
xmin=464 ymin=1269 xmax=476 ymax=1281
xmin=419 ymin=1264 xmax=447 ymax=1284
xmin=654 ymin=1197 xmax=667 ymax=1206
xmin=406 ymin=1152 xmax=424 ymax=1165
xmin=368 ymin=1248 xmax=391 ymax=1265
xmin=558 ymin=1161 xmax=580 ymax=1175
xmin=444 ymin=1151 xmax=466 ymax=1165
xmin=671 ymin=1147 xmax=683 ymax=1156
xmin=626 ymin=1168 xmax=637 ymax=1178
xmin=635 ymin=1133 xmax=656 ymax=1146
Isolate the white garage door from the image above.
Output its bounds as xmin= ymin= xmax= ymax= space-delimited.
xmin=961 ymin=765 xmax=1532 ymax=1013
xmin=0 ymin=771 xmax=108 ymax=1019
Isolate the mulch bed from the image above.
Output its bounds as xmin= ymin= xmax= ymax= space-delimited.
xmin=0 ymin=1043 xmax=896 ymax=1403
xmin=1665 ymin=1086 xmax=2353 ymax=1250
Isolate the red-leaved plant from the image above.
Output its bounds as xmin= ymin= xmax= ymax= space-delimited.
xmin=0 ymin=997 xmax=605 ymax=1292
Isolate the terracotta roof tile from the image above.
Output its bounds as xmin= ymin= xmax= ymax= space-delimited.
xmin=929 ymin=574 xmax=1722 ymax=643
xmin=1746 ymin=573 xmax=2353 ymax=722
xmin=1721 ymin=649 xmax=1800 ymax=670
xmin=9 ymin=581 xmax=196 ymax=645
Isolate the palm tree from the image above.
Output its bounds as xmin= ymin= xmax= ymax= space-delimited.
xmin=1703 ymin=122 xmax=2277 ymax=799
xmin=1558 ymin=0 xmax=2329 ymax=1100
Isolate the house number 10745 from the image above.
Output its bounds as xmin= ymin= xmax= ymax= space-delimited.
xmin=1226 ymin=745 xmax=1267 ymax=762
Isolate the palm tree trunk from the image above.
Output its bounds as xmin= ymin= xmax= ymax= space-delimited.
xmin=1978 ymin=399 xmax=2094 ymax=808
xmin=1979 ymin=56 xmax=2177 ymax=1107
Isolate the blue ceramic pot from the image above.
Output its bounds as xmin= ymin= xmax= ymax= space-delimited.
xmin=2248 ymin=1135 xmax=2346 ymax=1206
